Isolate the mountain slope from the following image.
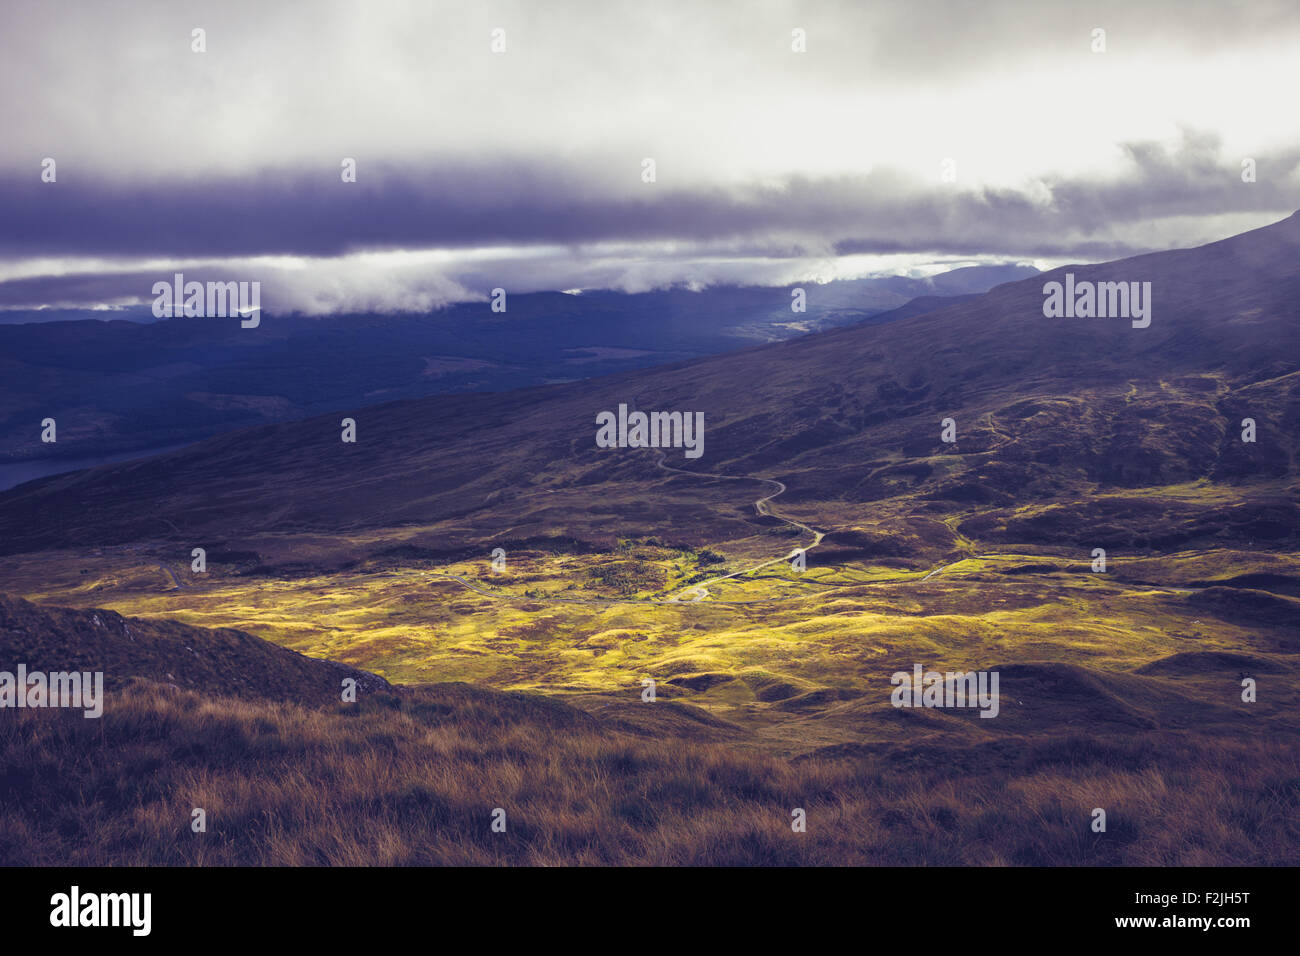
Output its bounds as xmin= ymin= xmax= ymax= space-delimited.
xmin=0 ymin=215 xmax=1294 ymax=557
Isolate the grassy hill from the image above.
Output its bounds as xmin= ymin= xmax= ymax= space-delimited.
xmin=0 ymin=593 xmax=388 ymax=703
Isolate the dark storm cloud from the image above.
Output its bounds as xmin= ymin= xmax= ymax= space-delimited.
xmin=0 ymin=270 xmax=164 ymax=308
xmin=3 ymin=135 xmax=1296 ymax=263
xmin=2 ymin=0 xmax=1298 ymax=310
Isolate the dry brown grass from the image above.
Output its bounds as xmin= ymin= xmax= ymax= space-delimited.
xmin=2 ymin=679 xmax=1296 ymax=866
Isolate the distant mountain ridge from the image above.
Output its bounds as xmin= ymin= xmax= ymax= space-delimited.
xmin=0 ymin=264 xmax=1036 ymax=463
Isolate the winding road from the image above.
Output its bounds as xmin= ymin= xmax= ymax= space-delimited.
xmin=652 ymin=449 xmax=824 ymax=602
xmin=157 ymin=563 xmax=184 ymax=590
xmin=416 ymin=448 xmax=841 ymax=608
xmin=405 ymin=397 xmax=1206 ymax=608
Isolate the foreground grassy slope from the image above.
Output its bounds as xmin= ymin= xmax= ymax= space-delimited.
xmin=3 ymin=675 xmax=1297 ymax=866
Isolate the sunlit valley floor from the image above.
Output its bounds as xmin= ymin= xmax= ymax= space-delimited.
xmin=3 ymin=463 xmax=1298 ymax=761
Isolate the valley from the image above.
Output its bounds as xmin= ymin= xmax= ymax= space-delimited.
xmin=1 ymin=215 xmax=1298 ymax=864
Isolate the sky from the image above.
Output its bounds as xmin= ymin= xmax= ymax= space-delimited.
xmin=1 ymin=0 xmax=1298 ymax=314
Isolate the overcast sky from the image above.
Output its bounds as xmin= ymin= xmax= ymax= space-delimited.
xmin=1 ymin=0 xmax=1298 ymax=313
